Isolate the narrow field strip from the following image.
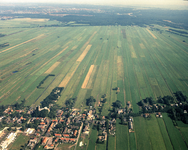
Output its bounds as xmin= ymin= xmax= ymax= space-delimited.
xmin=117 ymin=56 xmax=124 ymax=79
xmin=45 ymin=62 xmax=60 ymax=74
xmin=86 ymin=66 xmax=98 ymax=89
xmin=57 ymin=32 xmax=97 ymax=89
xmin=49 ymin=45 xmax=60 ymax=51
xmin=129 ymin=45 xmax=137 ymax=58
xmin=58 ymin=62 xmax=80 ymax=87
xmin=146 ymin=28 xmax=157 ymax=39
xmin=25 ymin=88 xmax=37 ymax=100
xmin=0 ymin=34 xmax=44 ymax=54
xmin=31 ymin=46 xmax=69 ymax=75
xmin=81 ymin=65 xmax=95 ymax=88
xmin=77 ymin=37 xmax=82 ymax=41
xmin=77 ymin=44 xmax=92 ymax=62
xmin=61 ymin=40 xmax=72 ymax=48
xmin=20 ymin=48 xmax=38 ymax=58
xmin=71 ymin=45 xmax=78 ymax=50
xmin=160 ymin=35 xmax=188 ymax=55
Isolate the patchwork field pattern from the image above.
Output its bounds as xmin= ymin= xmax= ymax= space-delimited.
xmin=0 ymin=19 xmax=188 ymax=150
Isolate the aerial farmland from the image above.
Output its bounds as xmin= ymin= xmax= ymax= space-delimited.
xmin=0 ymin=5 xmax=188 ymax=150
xmin=0 ymin=19 xmax=187 ymax=109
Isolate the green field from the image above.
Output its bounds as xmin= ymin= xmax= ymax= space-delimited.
xmin=87 ymin=129 xmax=97 ymax=150
xmin=0 ymin=20 xmax=188 ymax=111
xmin=163 ymin=113 xmax=187 ymax=150
xmin=0 ymin=19 xmax=188 ymax=150
xmin=116 ymin=119 xmax=129 ymax=150
xmin=8 ymin=134 xmax=30 ymax=150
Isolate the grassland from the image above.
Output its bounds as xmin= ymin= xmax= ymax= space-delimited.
xmin=157 ymin=118 xmax=174 ymax=150
xmin=0 ymin=20 xmax=187 ymax=110
xmin=8 ymin=134 xmax=30 ymax=150
xmin=163 ymin=113 xmax=187 ymax=150
xmin=0 ymin=19 xmax=188 ymax=150
xmin=116 ymin=119 xmax=128 ymax=150
xmin=108 ymin=135 xmax=116 ymax=150
xmin=87 ymin=129 xmax=97 ymax=150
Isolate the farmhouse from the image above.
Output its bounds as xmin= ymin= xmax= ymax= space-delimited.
xmin=156 ymin=112 xmax=162 ymax=118
xmin=42 ymin=137 xmax=48 ymax=145
xmin=25 ymin=128 xmax=35 ymax=135
xmin=144 ymin=113 xmax=150 ymax=118
xmin=60 ymin=138 xmax=76 ymax=143
xmin=27 ymin=137 xmax=37 ymax=148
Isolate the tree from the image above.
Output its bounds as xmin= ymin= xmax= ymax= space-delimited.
xmin=137 ymin=101 xmax=144 ymax=107
xmin=56 ymin=123 xmax=63 ymax=129
xmin=102 ymin=98 xmax=107 ymax=103
xmin=148 ymin=97 xmax=154 ymax=105
xmin=21 ymin=125 xmax=26 ymax=131
xmin=86 ymin=96 xmax=96 ymax=106
xmin=97 ymin=124 xmax=100 ymax=131
xmin=112 ymin=100 xmax=122 ymax=108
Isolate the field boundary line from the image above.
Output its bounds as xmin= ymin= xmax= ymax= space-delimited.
xmin=158 ymin=33 xmax=188 ymax=55
xmin=0 ymin=34 xmax=44 ymax=54
xmin=77 ymin=44 xmax=92 ymax=62
xmin=162 ymin=117 xmax=175 ymax=150
xmin=136 ymin=27 xmax=162 ymax=98
xmin=45 ymin=62 xmax=61 ymax=74
xmin=146 ymin=28 xmax=157 ymax=39
xmin=58 ymin=62 xmax=80 ymax=87
xmin=31 ymin=46 xmax=69 ymax=75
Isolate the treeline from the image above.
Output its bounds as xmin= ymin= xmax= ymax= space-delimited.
xmin=37 ymin=74 xmax=55 ymax=88
xmin=3 ymin=8 xmax=188 ymax=29
xmin=169 ymin=29 xmax=188 ymax=35
xmin=41 ymin=87 xmax=64 ymax=107
xmin=137 ymin=97 xmax=155 ymax=106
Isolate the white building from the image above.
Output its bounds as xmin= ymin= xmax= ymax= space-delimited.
xmin=0 ymin=132 xmax=17 ymax=149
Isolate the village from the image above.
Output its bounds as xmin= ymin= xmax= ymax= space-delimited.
xmin=0 ymin=100 xmax=138 ymax=150
xmin=0 ymin=90 xmax=187 ymax=150
xmin=0 ymin=103 xmax=163 ymax=150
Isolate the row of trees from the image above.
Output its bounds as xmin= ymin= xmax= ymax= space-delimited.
xmin=37 ymin=74 xmax=55 ymax=88
xmin=137 ymin=97 xmax=155 ymax=107
xmin=157 ymin=95 xmax=174 ymax=105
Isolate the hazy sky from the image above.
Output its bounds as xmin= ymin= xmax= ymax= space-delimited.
xmin=1 ymin=0 xmax=188 ymax=6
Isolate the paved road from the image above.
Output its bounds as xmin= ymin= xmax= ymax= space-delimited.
xmin=68 ymin=122 xmax=83 ymax=150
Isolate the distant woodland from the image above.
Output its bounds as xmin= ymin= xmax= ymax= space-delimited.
xmin=0 ymin=5 xmax=188 ymax=29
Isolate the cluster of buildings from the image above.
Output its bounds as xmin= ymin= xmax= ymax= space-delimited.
xmin=0 ymin=16 xmax=13 ymax=20
xmin=0 ymin=103 xmax=137 ymax=149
